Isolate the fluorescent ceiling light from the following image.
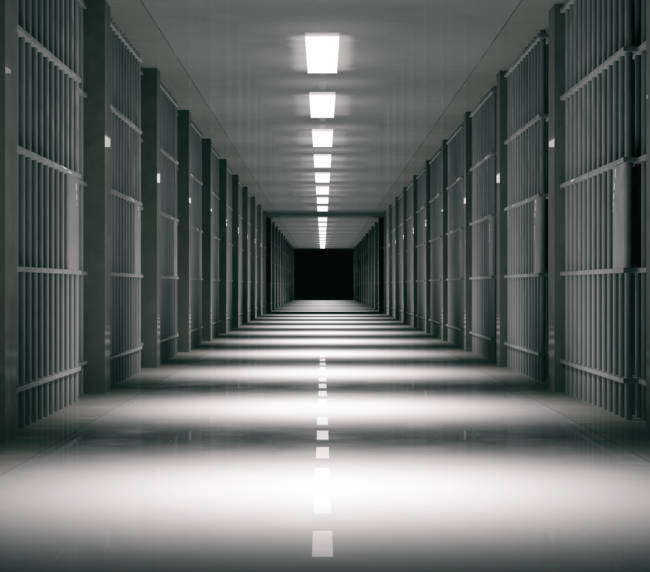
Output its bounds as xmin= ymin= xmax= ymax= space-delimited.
xmin=305 ymin=34 xmax=340 ymax=74
xmin=317 ymin=205 xmax=329 ymax=213
xmin=318 ymin=216 xmax=328 ymax=223
xmin=312 ymin=128 xmax=333 ymax=148
xmin=309 ymin=92 xmax=336 ymax=118
xmin=317 ymin=196 xmax=330 ymax=206
xmin=315 ymin=172 xmax=330 ymax=184
xmin=316 ymin=185 xmax=329 ymax=196
xmin=313 ymin=154 xmax=332 ymax=169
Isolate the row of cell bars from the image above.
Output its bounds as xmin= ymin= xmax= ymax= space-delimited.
xmin=13 ymin=3 xmax=270 ymax=426
xmin=375 ymin=0 xmax=646 ymax=420
xmin=16 ymin=0 xmax=85 ymax=426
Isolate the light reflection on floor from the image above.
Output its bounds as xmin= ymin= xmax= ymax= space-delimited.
xmin=1 ymin=300 xmax=650 ymax=571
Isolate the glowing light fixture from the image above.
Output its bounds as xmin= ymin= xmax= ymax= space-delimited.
xmin=316 ymin=185 xmax=330 ymax=196
xmin=305 ymin=34 xmax=340 ymax=74
xmin=309 ymin=92 xmax=336 ymax=118
xmin=312 ymin=128 xmax=333 ymax=148
xmin=317 ymin=196 xmax=329 ymax=206
xmin=317 ymin=205 xmax=329 ymax=213
xmin=313 ymin=154 xmax=332 ymax=169
xmin=315 ymin=172 xmax=331 ymax=184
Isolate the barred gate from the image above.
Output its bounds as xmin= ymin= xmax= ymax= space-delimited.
xmin=560 ymin=0 xmax=646 ymax=418
xmin=17 ymin=0 xmax=85 ymax=424
xmin=469 ymin=90 xmax=497 ymax=360
xmin=505 ymin=34 xmax=548 ymax=381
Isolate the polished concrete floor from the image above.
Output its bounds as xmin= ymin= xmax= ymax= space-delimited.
xmin=1 ymin=300 xmax=650 ymax=571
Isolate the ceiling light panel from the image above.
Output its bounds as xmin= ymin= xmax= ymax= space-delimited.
xmin=313 ymin=154 xmax=332 ymax=169
xmin=309 ymin=92 xmax=336 ymax=118
xmin=317 ymin=196 xmax=330 ymax=205
xmin=316 ymin=185 xmax=329 ymax=196
xmin=317 ymin=205 xmax=329 ymax=213
xmin=315 ymin=172 xmax=331 ymax=184
xmin=312 ymin=128 xmax=333 ymax=148
xmin=305 ymin=34 xmax=340 ymax=74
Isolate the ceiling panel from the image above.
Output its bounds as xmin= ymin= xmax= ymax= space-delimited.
xmin=141 ymin=0 xmax=520 ymax=247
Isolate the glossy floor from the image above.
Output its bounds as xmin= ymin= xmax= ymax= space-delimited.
xmin=1 ymin=300 xmax=650 ymax=571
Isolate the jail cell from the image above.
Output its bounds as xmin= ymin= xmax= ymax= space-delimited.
xmin=389 ymin=204 xmax=397 ymax=319
xmin=209 ymin=150 xmax=221 ymax=337
xmin=404 ymin=184 xmax=415 ymax=326
xmin=159 ymin=86 xmax=179 ymax=361
xmin=469 ymin=90 xmax=497 ymax=360
xmin=505 ymin=34 xmax=548 ymax=381
xmin=415 ymin=170 xmax=427 ymax=331
xmin=257 ymin=205 xmax=264 ymax=316
xmin=241 ymin=188 xmax=249 ymax=324
xmin=446 ymin=125 xmax=466 ymax=347
xmin=230 ymin=175 xmax=239 ymax=329
xmin=16 ymin=0 xmax=85 ymax=425
xmin=429 ymin=149 xmax=445 ymax=338
xmin=250 ymin=196 xmax=257 ymax=320
xmin=384 ymin=206 xmax=392 ymax=316
xmin=354 ymin=223 xmax=380 ymax=309
xmin=396 ymin=195 xmax=404 ymax=321
xmin=109 ymin=25 xmax=142 ymax=385
xmin=560 ymin=0 xmax=646 ymax=418
xmin=188 ymin=125 xmax=203 ymax=347
xmin=225 ymin=169 xmax=233 ymax=330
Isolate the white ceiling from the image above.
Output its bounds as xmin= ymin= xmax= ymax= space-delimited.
xmin=138 ymin=0 xmax=521 ymax=248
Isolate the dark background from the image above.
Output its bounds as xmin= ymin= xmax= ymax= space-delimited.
xmin=294 ymin=249 xmax=353 ymax=299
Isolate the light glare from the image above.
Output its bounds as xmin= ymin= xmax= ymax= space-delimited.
xmin=315 ymin=172 xmax=331 ymax=184
xmin=305 ymin=34 xmax=340 ymax=74
xmin=312 ymin=129 xmax=333 ymax=148
xmin=316 ymin=186 xmax=330 ymax=196
xmin=309 ymin=92 xmax=336 ymax=118
xmin=313 ymin=154 xmax=332 ymax=169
